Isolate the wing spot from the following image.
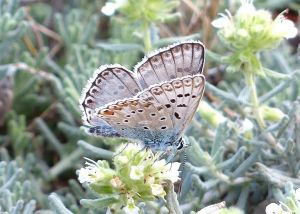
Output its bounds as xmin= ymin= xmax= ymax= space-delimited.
xmin=124 ymin=119 xmax=129 ymax=123
xmin=160 ymin=117 xmax=166 ymax=121
xmin=87 ymin=99 xmax=93 ymax=104
xmin=117 ymin=122 xmax=121 ymax=124
xmin=170 ymin=75 xmax=175 ymax=79
xmin=134 ymin=89 xmax=139 ymax=93
xmin=177 ymin=94 xmax=183 ymax=98
xmin=96 ymin=78 xmax=102 ymax=84
xmin=170 ymin=99 xmax=176 ymax=103
xmin=143 ymin=126 xmax=149 ymax=130
xmin=131 ymin=111 xmax=136 ymax=114
xmin=102 ymin=109 xmax=114 ymax=115
xmin=177 ymin=68 xmax=183 ymax=73
xmin=157 ymin=106 xmax=164 ymax=111
xmin=150 ymin=113 xmax=156 ymax=117
xmin=165 ymin=104 xmax=171 ymax=108
xmin=126 ymin=115 xmax=131 ymax=118
xmin=119 ymin=85 xmax=125 ymax=89
xmin=192 ymin=95 xmax=197 ymax=98
xmin=177 ymin=104 xmax=187 ymax=107
xmin=185 ymin=93 xmax=190 ymax=97
xmin=161 ymin=126 xmax=167 ymax=130
xmin=102 ymin=71 xmax=110 ymax=76
xmin=137 ymin=109 xmax=143 ymax=113
xmin=174 ymin=112 xmax=181 ymax=119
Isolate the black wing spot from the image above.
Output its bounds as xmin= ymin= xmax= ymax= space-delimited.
xmin=174 ymin=112 xmax=181 ymax=119
xmin=160 ymin=117 xmax=166 ymax=121
xmin=170 ymin=99 xmax=176 ymax=103
xmin=192 ymin=95 xmax=197 ymax=98
xmin=177 ymin=94 xmax=183 ymax=98
xmin=185 ymin=93 xmax=190 ymax=97
xmin=165 ymin=104 xmax=171 ymax=108
xmin=161 ymin=126 xmax=167 ymax=130
xmin=131 ymin=111 xmax=136 ymax=114
xmin=150 ymin=113 xmax=156 ymax=116
xmin=124 ymin=119 xmax=129 ymax=123
xmin=126 ymin=115 xmax=131 ymax=118
xmin=137 ymin=109 xmax=143 ymax=112
xmin=143 ymin=126 xmax=149 ymax=130
xmin=177 ymin=104 xmax=187 ymax=107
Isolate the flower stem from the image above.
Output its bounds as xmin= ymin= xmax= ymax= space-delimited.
xmin=143 ymin=22 xmax=152 ymax=52
xmin=164 ymin=180 xmax=182 ymax=214
xmin=245 ymin=72 xmax=266 ymax=129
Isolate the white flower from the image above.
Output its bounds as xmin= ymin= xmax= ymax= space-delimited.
xmin=295 ymin=188 xmax=300 ymax=201
xmin=101 ymin=0 xmax=127 ymax=16
xmin=150 ymin=184 xmax=165 ymax=196
xmin=161 ymin=162 xmax=181 ymax=183
xmin=77 ymin=158 xmax=102 ymax=184
xmin=239 ymin=118 xmax=254 ymax=133
xmin=236 ymin=0 xmax=256 ymax=18
xmin=212 ymin=11 xmax=232 ymax=29
xmin=130 ymin=165 xmax=144 ymax=180
xmin=273 ymin=11 xmax=298 ymax=39
xmin=265 ymin=203 xmax=289 ymax=214
xmin=123 ymin=198 xmax=139 ymax=214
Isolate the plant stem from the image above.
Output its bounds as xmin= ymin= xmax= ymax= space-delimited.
xmin=143 ymin=22 xmax=152 ymax=52
xmin=164 ymin=180 xmax=182 ymax=214
xmin=245 ymin=72 xmax=266 ymax=129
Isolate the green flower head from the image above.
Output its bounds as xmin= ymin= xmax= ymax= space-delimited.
xmin=101 ymin=0 xmax=179 ymax=23
xmin=212 ymin=0 xmax=297 ymax=52
xmin=78 ymin=144 xmax=181 ymax=212
xmin=212 ymin=0 xmax=298 ymax=75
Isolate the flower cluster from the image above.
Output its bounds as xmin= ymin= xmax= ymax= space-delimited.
xmin=212 ymin=0 xmax=298 ymax=74
xmin=265 ymin=188 xmax=300 ymax=214
xmin=78 ymin=144 xmax=180 ymax=213
xmin=101 ymin=0 xmax=179 ymax=23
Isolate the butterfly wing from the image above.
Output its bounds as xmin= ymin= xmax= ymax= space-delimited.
xmin=138 ymin=74 xmax=206 ymax=135
xmin=80 ymin=65 xmax=141 ymax=126
xmin=96 ymin=75 xmax=205 ymax=150
xmin=96 ymin=98 xmax=176 ymax=148
xmin=134 ymin=41 xmax=205 ymax=89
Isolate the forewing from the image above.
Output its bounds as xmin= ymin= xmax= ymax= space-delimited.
xmin=134 ymin=41 xmax=205 ymax=89
xmin=80 ymin=65 xmax=141 ymax=126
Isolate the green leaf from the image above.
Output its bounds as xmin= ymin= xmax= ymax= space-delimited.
xmin=80 ymin=196 xmax=119 ymax=209
xmin=263 ymin=67 xmax=291 ymax=79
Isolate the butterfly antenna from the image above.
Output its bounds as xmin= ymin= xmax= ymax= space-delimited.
xmin=178 ymin=148 xmax=187 ymax=196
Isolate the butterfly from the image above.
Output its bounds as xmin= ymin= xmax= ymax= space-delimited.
xmin=80 ymin=41 xmax=205 ymax=158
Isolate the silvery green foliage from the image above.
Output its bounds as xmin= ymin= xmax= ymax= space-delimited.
xmin=0 ymin=0 xmax=299 ymax=213
xmin=0 ymin=149 xmax=39 ymax=214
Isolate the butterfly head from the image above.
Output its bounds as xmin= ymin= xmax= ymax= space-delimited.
xmin=176 ymin=137 xmax=189 ymax=151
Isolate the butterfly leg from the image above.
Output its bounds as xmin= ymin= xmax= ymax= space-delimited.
xmin=87 ymin=125 xmax=121 ymax=137
xmin=112 ymin=143 xmax=129 ymax=158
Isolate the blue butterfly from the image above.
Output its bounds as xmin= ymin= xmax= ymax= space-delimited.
xmin=80 ymin=41 xmax=205 ymax=160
